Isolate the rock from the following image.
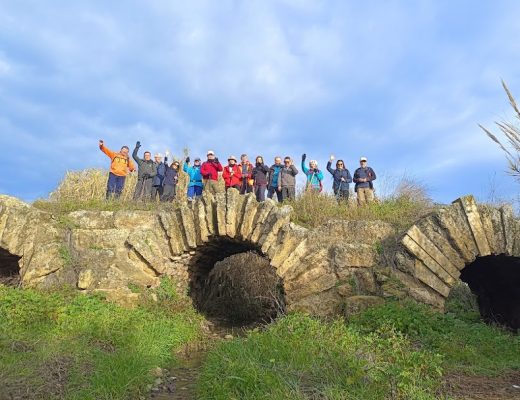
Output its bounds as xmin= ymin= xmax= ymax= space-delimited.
xmin=343 ymin=295 xmax=385 ymax=318
xmin=77 ymin=269 xmax=93 ymax=289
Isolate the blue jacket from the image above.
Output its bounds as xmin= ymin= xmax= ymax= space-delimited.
xmin=153 ymin=161 xmax=167 ymax=187
xmin=301 ymin=161 xmax=324 ymax=190
xmin=183 ymin=163 xmax=203 ymax=187
xmin=326 ymin=161 xmax=352 ymax=192
xmin=353 ymin=167 xmax=376 ymax=191
xmin=268 ymin=164 xmax=282 ymax=188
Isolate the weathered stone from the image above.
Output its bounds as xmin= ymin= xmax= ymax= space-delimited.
xmin=444 ymin=202 xmax=480 ymax=260
xmin=402 ymin=235 xmax=456 ymax=286
xmin=287 ymin=287 xmax=343 ymax=317
xmin=158 ymin=211 xmax=188 ymax=255
xmin=67 ymin=211 xmax=115 ymax=229
xmin=249 ymin=200 xmax=276 ymax=243
xmin=343 ymin=295 xmax=385 ymax=318
xmin=77 ymin=269 xmax=94 ymax=289
xmin=225 ymin=189 xmax=240 ymax=238
xmin=238 ymin=193 xmax=259 ymax=240
xmin=201 ymin=192 xmax=217 ymax=236
xmin=416 ymin=217 xmax=465 ymax=270
xmin=214 ymin=193 xmax=227 ymax=236
xmin=413 ymin=259 xmax=451 ymax=297
xmin=434 ymin=207 xmax=477 ymax=263
xmin=454 ymin=196 xmax=491 ymax=256
xmin=270 ymin=223 xmax=308 ymax=269
xmin=405 ymin=225 xmax=460 ymax=280
xmin=193 ymin=199 xmax=210 ymax=243
xmin=313 ymin=219 xmax=395 ymax=245
xmin=501 ymin=204 xmax=515 ymax=255
xmin=260 ymin=205 xmax=292 ymax=253
xmin=178 ymin=205 xmax=197 ymax=248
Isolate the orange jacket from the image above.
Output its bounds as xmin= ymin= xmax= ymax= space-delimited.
xmin=100 ymin=144 xmax=135 ymax=176
xmin=222 ymin=164 xmax=242 ymax=187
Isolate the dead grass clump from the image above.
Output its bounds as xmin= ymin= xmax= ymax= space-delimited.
xmin=200 ymin=252 xmax=285 ymax=324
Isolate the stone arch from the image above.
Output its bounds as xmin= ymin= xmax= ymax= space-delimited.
xmin=394 ymin=195 xmax=520 ymax=328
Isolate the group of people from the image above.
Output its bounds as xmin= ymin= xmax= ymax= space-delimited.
xmin=99 ymin=140 xmax=377 ymax=205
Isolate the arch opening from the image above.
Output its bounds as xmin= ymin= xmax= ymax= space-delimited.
xmin=0 ymin=248 xmax=21 ymax=286
xmin=460 ymin=255 xmax=520 ymax=331
xmin=188 ymin=237 xmax=286 ymax=325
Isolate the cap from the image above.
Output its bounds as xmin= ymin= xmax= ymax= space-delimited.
xmin=360 ymin=157 xmax=367 ymax=162
xmin=194 ymin=157 xmax=201 ymax=162
xmin=228 ymin=155 xmax=237 ymax=161
xmin=207 ymin=150 xmax=215 ymax=156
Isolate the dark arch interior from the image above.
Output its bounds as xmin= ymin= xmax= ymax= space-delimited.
xmin=460 ymin=255 xmax=520 ymax=331
xmin=0 ymin=248 xmax=21 ymax=286
xmin=188 ymin=237 xmax=286 ymax=325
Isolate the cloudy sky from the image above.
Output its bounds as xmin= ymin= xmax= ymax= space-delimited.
xmin=1 ymin=0 xmax=519 ymax=203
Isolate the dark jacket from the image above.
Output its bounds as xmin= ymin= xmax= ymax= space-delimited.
xmin=153 ymin=159 xmax=167 ymax=187
xmin=268 ymin=164 xmax=283 ymax=188
xmin=327 ymin=161 xmax=352 ymax=192
xmin=132 ymin=147 xmax=157 ymax=180
xmin=353 ymin=167 xmax=376 ymax=191
xmin=163 ymin=165 xmax=179 ymax=186
xmin=252 ymin=163 xmax=269 ymax=185
xmin=279 ymin=165 xmax=298 ymax=188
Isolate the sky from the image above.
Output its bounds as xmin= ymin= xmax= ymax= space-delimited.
xmin=1 ymin=0 xmax=520 ymax=203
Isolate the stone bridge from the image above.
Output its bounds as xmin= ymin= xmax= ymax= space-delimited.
xmin=0 ymin=192 xmax=518 ymax=328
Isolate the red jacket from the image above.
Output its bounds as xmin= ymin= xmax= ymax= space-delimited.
xmin=200 ymin=160 xmax=223 ymax=181
xmin=222 ymin=164 xmax=242 ymax=187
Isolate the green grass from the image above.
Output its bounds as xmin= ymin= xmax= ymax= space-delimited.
xmin=198 ymin=313 xmax=444 ymax=400
xmin=198 ymin=302 xmax=520 ymax=400
xmin=0 ymin=282 xmax=203 ymax=400
xmin=351 ymin=300 xmax=520 ymax=375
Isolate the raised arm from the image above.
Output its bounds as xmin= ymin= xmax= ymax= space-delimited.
xmin=99 ymin=141 xmax=115 ymax=159
xmin=132 ymin=141 xmax=142 ymax=165
xmin=326 ymin=161 xmax=334 ymax=175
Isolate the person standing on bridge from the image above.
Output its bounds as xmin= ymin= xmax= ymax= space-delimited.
xmin=353 ymin=157 xmax=376 ymax=206
xmin=267 ymin=156 xmax=283 ymax=202
xmin=183 ymin=156 xmax=203 ymax=201
xmin=132 ymin=141 xmax=157 ymax=201
xmin=301 ymin=154 xmax=324 ymax=192
xmin=98 ymin=140 xmax=135 ymax=199
xmin=151 ymin=152 xmax=167 ymax=201
xmin=161 ymin=159 xmax=180 ymax=202
xmin=327 ymin=155 xmax=352 ymax=203
xmin=239 ymin=154 xmax=254 ymax=195
xmin=279 ymin=156 xmax=298 ymax=201
xmin=252 ymin=156 xmax=269 ymax=202
xmin=200 ymin=150 xmax=223 ymax=195
xmin=223 ymin=155 xmax=242 ymax=191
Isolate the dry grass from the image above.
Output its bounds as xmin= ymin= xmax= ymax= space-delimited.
xmin=286 ymin=176 xmax=435 ymax=230
xmin=480 ymin=80 xmax=520 ymax=179
xmin=34 ymin=169 xmax=434 ymax=232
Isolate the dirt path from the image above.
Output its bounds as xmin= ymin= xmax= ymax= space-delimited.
xmin=150 ymin=320 xmax=254 ymax=400
xmin=443 ymin=371 xmax=520 ymax=400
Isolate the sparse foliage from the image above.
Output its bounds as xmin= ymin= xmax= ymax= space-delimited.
xmin=480 ymin=80 xmax=520 ymax=178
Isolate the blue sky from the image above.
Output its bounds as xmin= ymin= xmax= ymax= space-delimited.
xmin=1 ymin=0 xmax=519 ymax=203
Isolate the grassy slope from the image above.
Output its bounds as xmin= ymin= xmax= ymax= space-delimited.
xmin=197 ymin=302 xmax=520 ymax=400
xmin=0 ymin=282 xmax=203 ymax=400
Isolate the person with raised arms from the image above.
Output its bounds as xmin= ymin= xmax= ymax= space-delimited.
xmin=98 ymin=139 xmax=135 ymax=199
xmin=301 ymin=153 xmax=324 ymax=192
xmin=132 ymin=141 xmax=157 ymax=201
xmin=327 ymin=155 xmax=352 ymax=204
xmin=183 ymin=156 xmax=203 ymax=201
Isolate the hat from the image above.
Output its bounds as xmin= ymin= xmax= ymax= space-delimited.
xmin=360 ymin=157 xmax=367 ymax=162
xmin=194 ymin=157 xmax=201 ymax=162
xmin=207 ymin=150 xmax=215 ymax=156
xmin=228 ymin=155 xmax=237 ymax=161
